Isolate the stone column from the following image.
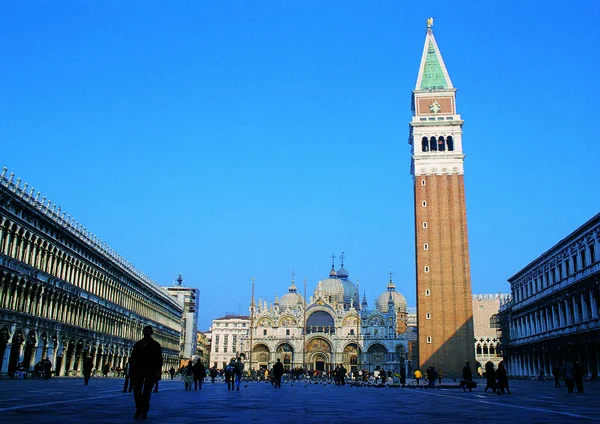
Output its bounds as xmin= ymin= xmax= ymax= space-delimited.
xmin=581 ymin=293 xmax=589 ymax=321
xmin=590 ymin=291 xmax=598 ymax=319
xmin=573 ymin=295 xmax=580 ymax=324
xmin=1 ymin=343 xmax=11 ymax=373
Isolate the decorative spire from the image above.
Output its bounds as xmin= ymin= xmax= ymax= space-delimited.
xmin=387 ymin=271 xmax=396 ymax=291
xmin=415 ymin=18 xmax=453 ymax=91
xmin=329 ymin=254 xmax=337 ymax=278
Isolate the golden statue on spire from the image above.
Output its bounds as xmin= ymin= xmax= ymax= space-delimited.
xmin=427 ymin=17 xmax=434 ymax=28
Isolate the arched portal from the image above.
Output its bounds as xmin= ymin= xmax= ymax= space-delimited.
xmin=306 ymin=338 xmax=332 ymax=372
xmin=366 ymin=343 xmax=388 ymax=370
xmin=276 ymin=343 xmax=294 ymax=370
xmin=252 ymin=344 xmax=270 ymax=370
xmin=8 ymin=330 xmax=24 ymax=378
xmin=343 ymin=343 xmax=360 ymax=373
xmin=22 ymin=331 xmax=37 ymax=371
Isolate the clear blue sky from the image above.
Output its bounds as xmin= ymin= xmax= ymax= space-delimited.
xmin=2 ymin=2 xmax=599 ymax=330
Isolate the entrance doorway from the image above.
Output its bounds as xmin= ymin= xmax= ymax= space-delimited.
xmin=315 ymin=361 xmax=325 ymax=371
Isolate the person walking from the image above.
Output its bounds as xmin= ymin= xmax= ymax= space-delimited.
xmin=496 ymin=361 xmax=511 ymax=395
xmin=123 ymin=360 xmax=133 ymax=393
xmin=273 ymin=358 xmax=284 ymax=389
xmin=42 ymin=357 xmax=52 ymax=380
xmin=130 ymin=325 xmax=163 ymax=420
xmin=234 ymin=357 xmax=244 ymax=391
xmin=563 ymin=362 xmax=575 ymax=393
xmin=484 ymin=362 xmax=497 ymax=393
xmin=461 ymin=362 xmax=473 ymax=392
xmin=182 ymin=361 xmax=193 ymax=391
xmin=573 ymin=362 xmax=584 ymax=394
xmin=225 ymin=358 xmax=236 ymax=391
xmin=552 ymin=366 xmax=561 ymax=388
xmin=209 ymin=366 xmax=218 ymax=383
xmin=169 ymin=367 xmax=175 ymax=380
xmin=414 ymin=369 xmax=422 ymax=385
xmin=192 ymin=359 xmax=206 ymax=391
xmin=83 ymin=356 xmax=94 ymax=386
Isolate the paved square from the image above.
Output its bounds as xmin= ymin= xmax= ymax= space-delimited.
xmin=0 ymin=377 xmax=598 ymax=423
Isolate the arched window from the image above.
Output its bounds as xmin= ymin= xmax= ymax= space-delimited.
xmin=447 ymin=136 xmax=454 ymax=151
xmin=438 ymin=136 xmax=446 ymax=151
xmin=476 ymin=344 xmax=482 ymax=355
xmin=490 ymin=314 xmax=500 ymax=328
xmin=490 ymin=345 xmax=496 ymax=355
xmin=422 ymin=137 xmax=429 ymax=152
xmin=263 ymin=329 xmax=267 ymax=336
xmin=483 ymin=344 xmax=489 ymax=355
xmin=286 ymin=329 xmax=290 ymax=336
xmin=349 ymin=329 xmax=355 ymax=335
xmin=430 ymin=137 xmax=438 ymax=151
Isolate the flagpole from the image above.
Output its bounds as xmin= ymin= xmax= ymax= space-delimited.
xmin=249 ymin=277 xmax=254 ymax=373
xmin=303 ymin=278 xmax=307 ymax=372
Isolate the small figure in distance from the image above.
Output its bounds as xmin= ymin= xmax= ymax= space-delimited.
xmin=192 ymin=359 xmax=206 ymax=391
xmin=461 ymin=361 xmax=473 ymax=392
xmin=273 ymin=358 xmax=284 ymax=389
xmin=225 ymin=358 xmax=236 ymax=391
xmin=83 ymin=356 xmax=93 ymax=386
xmin=123 ymin=360 xmax=133 ymax=393
xmin=234 ymin=357 xmax=244 ymax=391
xmin=496 ymin=361 xmax=511 ymax=395
xmin=130 ymin=325 xmax=163 ymax=420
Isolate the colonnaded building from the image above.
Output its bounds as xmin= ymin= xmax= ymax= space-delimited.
xmin=211 ymin=259 xmax=416 ymax=375
xmin=498 ymin=213 xmax=600 ymax=378
xmin=0 ymin=168 xmax=184 ymax=377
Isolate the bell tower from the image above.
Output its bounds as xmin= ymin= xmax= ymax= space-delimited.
xmin=409 ymin=19 xmax=475 ymax=376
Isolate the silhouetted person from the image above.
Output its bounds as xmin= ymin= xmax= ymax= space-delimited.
xmin=461 ymin=362 xmax=473 ymax=392
xmin=169 ymin=367 xmax=176 ymax=380
xmin=552 ymin=366 xmax=561 ymax=388
xmin=83 ymin=357 xmax=94 ymax=386
xmin=573 ymin=362 xmax=584 ymax=394
xmin=192 ymin=359 xmax=206 ymax=391
xmin=484 ymin=362 xmax=497 ymax=393
xmin=273 ymin=358 xmax=284 ymax=389
xmin=234 ymin=357 xmax=244 ymax=391
xmin=496 ymin=361 xmax=511 ymax=394
xmin=209 ymin=366 xmax=218 ymax=383
xmin=43 ymin=357 xmax=52 ymax=380
xmin=130 ymin=325 xmax=163 ymax=420
xmin=563 ymin=363 xmax=575 ymax=393
xmin=123 ymin=360 xmax=133 ymax=393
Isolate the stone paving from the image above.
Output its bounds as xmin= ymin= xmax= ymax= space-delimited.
xmin=0 ymin=377 xmax=599 ymax=423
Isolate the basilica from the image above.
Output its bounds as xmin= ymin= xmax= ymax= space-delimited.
xmin=236 ymin=259 xmax=415 ymax=375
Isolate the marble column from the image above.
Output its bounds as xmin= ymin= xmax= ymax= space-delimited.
xmin=1 ymin=343 xmax=11 ymax=373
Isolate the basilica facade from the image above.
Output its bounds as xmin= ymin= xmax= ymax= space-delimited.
xmin=236 ymin=261 xmax=415 ymax=375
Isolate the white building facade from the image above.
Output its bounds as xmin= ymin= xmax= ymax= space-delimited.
xmin=209 ymin=315 xmax=250 ymax=368
xmin=165 ymin=276 xmax=199 ymax=361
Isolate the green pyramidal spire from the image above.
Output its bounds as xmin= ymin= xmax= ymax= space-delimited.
xmin=416 ymin=25 xmax=453 ymax=91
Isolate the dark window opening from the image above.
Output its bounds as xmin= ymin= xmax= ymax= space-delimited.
xmin=447 ymin=136 xmax=454 ymax=151
xmin=438 ymin=136 xmax=446 ymax=151
xmin=430 ymin=137 xmax=437 ymax=151
xmin=421 ymin=137 xmax=429 ymax=152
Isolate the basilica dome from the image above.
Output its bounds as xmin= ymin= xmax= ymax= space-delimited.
xmin=280 ymin=280 xmax=304 ymax=308
xmin=316 ymin=277 xmax=345 ymax=302
xmin=376 ymin=278 xmax=408 ymax=313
